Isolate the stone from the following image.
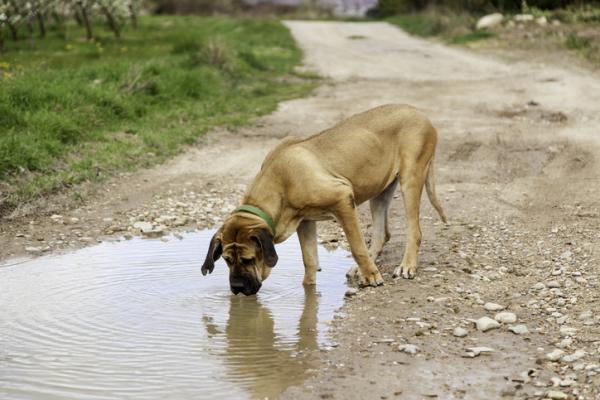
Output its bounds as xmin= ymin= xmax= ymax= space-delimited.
xmin=464 ymin=347 xmax=494 ymax=358
xmin=546 ymin=390 xmax=568 ymax=399
xmin=547 ymin=281 xmax=561 ymax=288
xmin=398 ymin=344 xmax=419 ymax=354
xmin=509 ymin=324 xmax=529 ymax=335
xmin=495 ymin=312 xmax=517 ymax=324
xmin=532 ymin=282 xmax=546 ymax=290
xmin=345 ymin=288 xmax=358 ymax=297
xmin=546 ymin=349 xmax=564 ymax=361
xmin=484 ymin=302 xmax=505 ymax=311
xmin=453 ymin=327 xmax=468 ymax=338
xmin=25 ymin=246 xmax=42 ymax=253
xmin=476 ymin=317 xmax=500 ymax=332
xmin=514 ymin=14 xmax=534 ymax=22
xmin=536 ymin=16 xmax=548 ymax=26
xmin=476 ymin=13 xmax=504 ymax=30
xmin=133 ymin=221 xmax=153 ymax=232
xmin=558 ymin=338 xmax=573 ymax=348
xmin=562 ymin=350 xmax=585 ymax=363
xmin=560 ymin=326 xmax=577 ymax=337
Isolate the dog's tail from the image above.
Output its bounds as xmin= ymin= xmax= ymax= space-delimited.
xmin=425 ymin=157 xmax=447 ymax=224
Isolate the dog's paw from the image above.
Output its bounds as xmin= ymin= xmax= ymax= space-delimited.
xmin=393 ymin=264 xmax=417 ymax=279
xmin=358 ymin=269 xmax=384 ymax=287
xmin=346 ymin=265 xmax=360 ymax=280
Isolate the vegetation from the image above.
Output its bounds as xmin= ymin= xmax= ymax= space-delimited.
xmin=0 ymin=16 xmax=316 ymax=215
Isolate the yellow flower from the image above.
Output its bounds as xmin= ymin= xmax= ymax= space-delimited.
xmin=0 ymin=61 xmax=9 ymax=69
xmin=2 ymin=71 xmax=14 ymax=80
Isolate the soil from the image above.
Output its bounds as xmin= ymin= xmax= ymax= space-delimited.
xmin=2 ymin=20 xmax=600 ymax=400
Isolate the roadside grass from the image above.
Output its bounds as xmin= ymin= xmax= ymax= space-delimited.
xmin=386 ymin=12 xmax=480 ymax=42
xmin=0 ymin=16 xmax=316 ymax=216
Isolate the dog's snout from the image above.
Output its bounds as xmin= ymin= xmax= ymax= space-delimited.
xmin=230 ymin=275 xmax=261 ymax=296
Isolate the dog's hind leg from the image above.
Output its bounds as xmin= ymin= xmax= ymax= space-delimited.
xmin=393 ymin=165 xmax=426 ymax=280
xmin=369 ymin=178 xmax=398 ymax=261
xmin=297 ymin=220 xmax=319 ymax=285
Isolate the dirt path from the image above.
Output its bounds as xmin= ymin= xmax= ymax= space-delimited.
xmin=2 ymin=21 xmax=600 ymax=399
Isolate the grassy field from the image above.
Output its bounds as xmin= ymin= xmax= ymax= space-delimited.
xmin=0 ymin=16 xmax=316 ymax=216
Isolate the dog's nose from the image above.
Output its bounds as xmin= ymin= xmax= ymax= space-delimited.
xmin=230 ymin=279 xmax=245 ymax=295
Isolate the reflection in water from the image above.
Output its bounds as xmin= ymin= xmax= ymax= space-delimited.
xmin=205 ymin=286 xmax=320 ymax=399
xmin=0 ymin=231 xmax=350 ymax=400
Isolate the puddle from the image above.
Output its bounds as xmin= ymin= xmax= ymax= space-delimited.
xmin=0 ymin=230 xmax=352 ymax=400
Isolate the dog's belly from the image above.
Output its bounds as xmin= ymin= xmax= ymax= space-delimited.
xmin=301 ymin=208 xmax=336 ymax=221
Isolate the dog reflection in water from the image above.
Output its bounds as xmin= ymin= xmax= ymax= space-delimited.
xmin=203 ymin=286 xmax=321 ymax=398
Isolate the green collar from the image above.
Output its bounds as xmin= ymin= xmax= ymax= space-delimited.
xmin=236 ymin=205 xmax=276 ymax=236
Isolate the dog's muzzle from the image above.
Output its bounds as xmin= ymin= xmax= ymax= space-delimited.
xmin=230 ymin=275 xmax=262 ymax=296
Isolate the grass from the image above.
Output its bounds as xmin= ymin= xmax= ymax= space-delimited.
xmin=386 ymin=12 xmax=494 ymax=44
xmin=0 ymin=16 xmax=317 ymax=216
xmin=450 ymin=30 xmax=496 ymax=44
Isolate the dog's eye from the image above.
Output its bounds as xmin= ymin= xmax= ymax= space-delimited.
xmin=240 ymin=257 xmax=254 ymax=266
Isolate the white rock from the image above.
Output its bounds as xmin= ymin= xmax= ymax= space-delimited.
xmin=484 ymin=302 xmax=505 ymax=311
xmin=133 ymin=221 xmax=153 ymax=232
xmin=495 ymin=312 xmax=517 ymax=324
xmin=453 ymin=327 xmax=468 ymax=337
xmin=25 ymin=246 xmax=42 ymax=253
xmin=476 ymin=13 xmax=504 ymax=30
xmin=476 ymin=317 xmax=500 ymax=332
xmin=464 ymin=346 xmax=494 ymax=357
xmin=578 ymin=310 xmax=593 ymax=320
xmin=559 ymin=378 xmax=575 ymax=387
xmin=536 ymin=16 xmax=548 ymax=26
xmin=514 ymin=14 xmax=534 ymax=22
xmin=345 ymin=288 xmax=358 ymax=297
xmin=558 ymin=338 xmax=573 ymax=348
xmin=560 ymin=326 xmax=577 ymax=337
xmin=546 ymin=390 xmax=568 ymax=399
xmin=532 ymin=282 xmax=546 ymax=290
xmin=546 ymin=349 xmax=564 ymax=361
xmin=509 ymin=324 xmax=529 ymax=335
xmin=398 ymin=344 xmax=419 ymax=354
xmin=562 ymin=350 xmax=586 ymax=363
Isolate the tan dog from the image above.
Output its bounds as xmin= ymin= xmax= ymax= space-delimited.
xmin=202 ymin=104 xmax=447 ymax=295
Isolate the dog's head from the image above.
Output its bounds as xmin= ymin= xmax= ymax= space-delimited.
xmin=201 ymin=214 xmax=278 ymax=296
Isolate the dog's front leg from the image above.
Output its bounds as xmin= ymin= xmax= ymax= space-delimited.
xmin=297 ymin=220 xmax=319 ymax=285
xmin=335 ymin=195 xmax=384 ymax=287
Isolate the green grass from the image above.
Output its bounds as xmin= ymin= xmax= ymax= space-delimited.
xmin=387 ymin=12 xmax=492 ymax=44
xmin=0 ymin=16 xmax=316 ymax=215
xmin=450 ymin=30 xmax=496 ymax=44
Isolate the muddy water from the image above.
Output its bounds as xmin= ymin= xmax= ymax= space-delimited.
xmin=0 ymin=230 xmax=352 ymax=400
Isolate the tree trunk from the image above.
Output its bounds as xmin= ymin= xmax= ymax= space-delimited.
xmin=78 ymin=4 xmax=93 ymax=40
xmin=101 ymin=6 xmax=120 ymax=39
xmin=8 ymin=22 xmax=18 ymax=41
xmin=0 ymin=28 xmax=4 ymax=53
xmin=37 ymin=12 xmax=46 ymax=38
xmin=129 ymin=4 xmax=138 ymax=30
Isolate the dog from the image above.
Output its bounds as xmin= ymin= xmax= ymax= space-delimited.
xmin=201 ymin=104 xmax=447 ymax=295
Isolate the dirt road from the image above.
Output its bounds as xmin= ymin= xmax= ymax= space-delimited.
xmin=2 ymin=21 xmax=600 ymax=399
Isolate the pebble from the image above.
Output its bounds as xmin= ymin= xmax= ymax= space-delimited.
xmin=562 ymin=350 xmax=586 ymax=363
xmin=25 ymin=246 xmax=42 ymax=253
xmin=464 ymin=347 xmax=494 ymax=358
xmin=559 ymin=326 xmax=577 ymax=337
xmin=345 ymin=288 xmax=358 ymax=297
xmin=508 ymin=324 xmax=529 ymax=335
xmin=558 ymin=338 xmax=573 ymax=348
xmin=494 ymin=312 xmax=517 ymax=324
xmin=546 ymin=390 xmax=568 ymax=399
xmin=484 ymin=302 xmax=505 ymax=311
xmin=546 ymin=349 xmax=565 ymax=361
xmin=547 ymin=281 xmax=561 ymax=288
xmin=398 ymin=344 xmax=419 ymax=354
xmin=453 ymin=327 xmax=468 ymax=338
xmin=532 ymin=282 xmax=546 ymax=290
xmin=475 ymin=317 xmax=500 ymax=332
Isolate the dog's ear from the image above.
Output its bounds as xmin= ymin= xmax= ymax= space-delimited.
xmin=201 ymin=232 xmax=223 ymax=276
xmin=252 ymin=228 xmax=278 ymax=268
